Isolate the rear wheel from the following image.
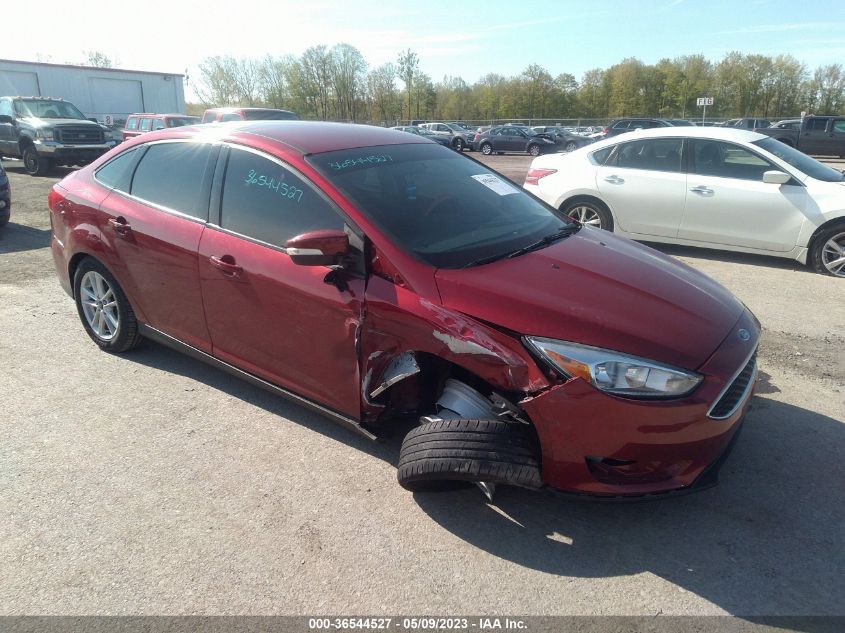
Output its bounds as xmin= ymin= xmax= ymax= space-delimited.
xmin=397 ymin=418 xmax=543 ymax=492
xmin=452 ymin=137 xmax=465 ymax=152
xmin=564 ymin=140 xmax=578 ymax=152
xmin=809 ymin=222 xmax=845 ymax=277
xmin=22 ymin=145 xmax=51 ymax=176
xmin=562 ymin=198 xmax=613 ymax=230
xmin=73 ymin=258 xmax=143 ymax=352
xmin=528 ymin=143 xmax=541 ymax=156
xmin=480 ymin=142 xmax=492 ymax=155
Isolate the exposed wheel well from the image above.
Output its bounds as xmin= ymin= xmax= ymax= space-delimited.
xmin=18 ymin=136 xmax=34 ymax=151
xmin=370 ymin=351 xmax=528 ymax=424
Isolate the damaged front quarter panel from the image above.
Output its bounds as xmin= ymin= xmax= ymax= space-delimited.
xmin=360 ymin=276 xmax=550 ymax=418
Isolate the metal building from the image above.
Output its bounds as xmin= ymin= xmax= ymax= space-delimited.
xmin=0 ymin=59 xmax=185 ymax=127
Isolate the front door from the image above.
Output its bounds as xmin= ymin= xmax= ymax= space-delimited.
xmin=595 ymin=137 xmax=687 ymax=238
xmin=678 ymin=139 xmax=806 ymax=252
xmin=198 ymin=146 xmax=364 ymax=418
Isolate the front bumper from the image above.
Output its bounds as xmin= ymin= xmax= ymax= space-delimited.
xmin=35 ymin=140 xmax=117 ymax=164
xmin=521 ymin=309 xmax=759 ymax=497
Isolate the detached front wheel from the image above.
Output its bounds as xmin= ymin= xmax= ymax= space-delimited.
xmin=397 ymin=418 xmax=543 ymax=492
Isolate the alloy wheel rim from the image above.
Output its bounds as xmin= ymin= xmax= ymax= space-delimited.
xmin=821 ymin=231 xmax=845 ymax=277
xmin=568 ymin=205 xmax=602 ymax=227
xmin=80 ymin=271 xmax=119 ymax=340
xmin=482 ymin=144 xmax=491 ymax=154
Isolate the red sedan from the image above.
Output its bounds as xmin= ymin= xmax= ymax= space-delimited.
xmin=48 ymin=121 xmax=758 ymax=499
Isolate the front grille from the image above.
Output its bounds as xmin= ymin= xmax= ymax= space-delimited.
xmin=55 ymin=126 xmax=104 ymax=144
xmin=708 ymin=352 xmax=757 ymax=420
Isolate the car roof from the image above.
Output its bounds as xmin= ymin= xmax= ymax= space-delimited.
xmin=206 ymin=107 xmax=294 ymax=113
xmin=587 ymin=126 xmax=767 ymax=149
xmin=184 ymin=121 xmax=432 ymax=154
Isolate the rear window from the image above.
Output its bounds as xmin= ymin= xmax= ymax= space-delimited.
xmin=242 ymin=110 xmax=299 ymax=121
xmin=95 ymin=147 xmax=140 ymax=191
xmin=130 ymin=142 xmax=213 ymax=218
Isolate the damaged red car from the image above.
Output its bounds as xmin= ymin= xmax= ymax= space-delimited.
xmin=48 ymin=121 xmax=759 ymax=499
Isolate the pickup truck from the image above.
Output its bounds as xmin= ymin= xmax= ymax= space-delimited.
xmin=755 ymin=115 xmax=845 ymax=157
xmin=0 ymin=96 xmax=119 ymax=176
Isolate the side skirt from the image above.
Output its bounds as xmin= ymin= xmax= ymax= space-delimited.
xmin=138 ymin=324 xmax=377 ymax=441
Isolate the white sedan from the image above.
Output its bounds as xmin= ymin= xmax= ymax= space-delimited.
xmin=523 ymin=127 xmax=845 ymax=277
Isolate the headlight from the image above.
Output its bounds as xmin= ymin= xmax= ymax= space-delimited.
xmin=36 ymin=129 xmax=54 ymax=141
xmin=524 ymin=337 xmax=702 ymax=399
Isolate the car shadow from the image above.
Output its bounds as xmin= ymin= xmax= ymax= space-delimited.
xmin=642 ymin=241 xmax=812 ymax=274
xmin=121 ymin=340 xmax=841 ymax=621
xmin=0 ymin=222 xmax=52 ymax=254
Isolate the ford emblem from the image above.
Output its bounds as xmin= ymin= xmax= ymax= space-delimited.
xmin=738 ymin=329 xmax=751 ymax=341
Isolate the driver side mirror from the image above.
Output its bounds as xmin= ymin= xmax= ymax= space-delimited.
xmin=762 ymin=170 xmax=791 ymax=185
xmin=286 ymin=229 xmax=350 ymax=267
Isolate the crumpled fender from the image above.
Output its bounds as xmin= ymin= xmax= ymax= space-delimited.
xmin=361 ymin=276 xmax=549 ymax=414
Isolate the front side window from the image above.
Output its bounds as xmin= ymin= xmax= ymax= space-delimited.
xmin=753 ymin=137 xmax=844 ymax=182
xmin=220 ymin=148 xmax=344 ymax=247
xmin=131 ymin=142 xmax=213 ymax=218
xmin=307 ymin=143 xmax=574 ymax=269
xmin=691 ymin=140 xmax=773 ymax=181
xmin=221 ymin=113 xmax=243 ymax=122
xmin=151 ymin=119 xmax=165 ymax=131
xmin=833 ymin=120 xmax=845 ymax=134
xmin=613 ymin=138 xmax=683 ymax=172
xmin=201 ymin=111 xmax=217 ymax=123
xmin=166 ymin=117 xmax=201 ymax=128
xmin=0 ymin=99 xmax=14 ymax=117
xmin=139 ymin=118 xmax=152 ymax=131
xmin=807 ymin=118 xmax=828 ymax=131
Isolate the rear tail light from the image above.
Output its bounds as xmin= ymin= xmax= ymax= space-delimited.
xmin=524 ymin=168 xmax=557 ymax=186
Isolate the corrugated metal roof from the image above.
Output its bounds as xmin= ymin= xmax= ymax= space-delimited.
xmin=0 ymin=58 xmax=184 ymax=77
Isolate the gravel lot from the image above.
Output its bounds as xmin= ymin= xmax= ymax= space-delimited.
xmin=0 ymin=153 xmax=843 ymax=620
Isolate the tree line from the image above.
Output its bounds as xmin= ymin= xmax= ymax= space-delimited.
xmin=191 ymin=46 xmax=845 ymax=123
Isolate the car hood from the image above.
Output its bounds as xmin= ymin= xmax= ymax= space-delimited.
xmin=24 ymin=117 xmax=100 ymax=127
xmin=434 ymin=228 xmax=745 ymax=370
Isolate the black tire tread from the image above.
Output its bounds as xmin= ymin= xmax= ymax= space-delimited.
xmin=808 ymin=221 xmax=845 ymax=276
xmin=397 ymin=418 xmax=542 ymax=492
xmin=74 ymin=258 xmax=143 ymax=353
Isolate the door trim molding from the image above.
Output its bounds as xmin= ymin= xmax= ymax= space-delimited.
xmin=138 ymin=323 xmax=377 ymax=441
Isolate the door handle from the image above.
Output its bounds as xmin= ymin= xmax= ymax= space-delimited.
xmin=604 ymin=175 xmax=625 ymax=184
xmin=690 ymin=186 xmax=714 ymax=195
xmin=107 ymin=216 xmax=131 ymax=235
xmin=210 ymin=255 xmax=243 ymax=276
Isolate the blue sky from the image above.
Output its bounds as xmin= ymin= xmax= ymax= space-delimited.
xmin=2 ymin=0 xmax=843 ymax=98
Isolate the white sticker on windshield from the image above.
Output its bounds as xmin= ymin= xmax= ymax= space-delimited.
xmin=471 ymin=173 xmax=519 ymax=196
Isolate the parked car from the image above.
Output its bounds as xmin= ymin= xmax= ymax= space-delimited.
xmin=201 ymin=107 xmax=299 ymax=123
xmin=390 ymin=126 xmax=453 ymax=148
xmin=0 ymin=96 xmax=119 ymax=176
xmin=531 ymin=126 xmax=594 ymax=152
xmin=472 ymin=126 xmax=557 ymax=156
xmin=524 ymin=127 xmax=845 ymax=277
xmin=48 ymin=120 xmax=758 ymax=498
xmin=723 ymin=117 xmax=771 ymax=130
xmin=419 ymin=122 xmax=474 ymax=151
xmin=0 ymin=160 xmax=10 ymax=226
xmin=768 ymin=119 xmax=802 ymax=131
xmin=603 ymin=118 xmax=677 ymax=138
xmin=123 ymin=113 xmax=202 ymax=140
xmin=755 ymin=115 xmax=845 ymax=157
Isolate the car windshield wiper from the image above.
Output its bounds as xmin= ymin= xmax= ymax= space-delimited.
xmin=462 ymin=225 xmax=580 ymax=268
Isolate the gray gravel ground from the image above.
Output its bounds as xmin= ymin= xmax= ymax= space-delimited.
xmin=0 ymin=154 xmax=843 ymax=619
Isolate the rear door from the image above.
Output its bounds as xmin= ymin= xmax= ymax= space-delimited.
xmin=678 ymin=139 xmax=806 ymax=252
xmin=595 ymin=137 xmax=687 ymax=237
xmin=97 ymin=140 xmax=216 ymax=351
xmin=799 ymin=118 xmax=830 ymax=154
xmin=198 ymin=145 xmax=364 ymax=417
